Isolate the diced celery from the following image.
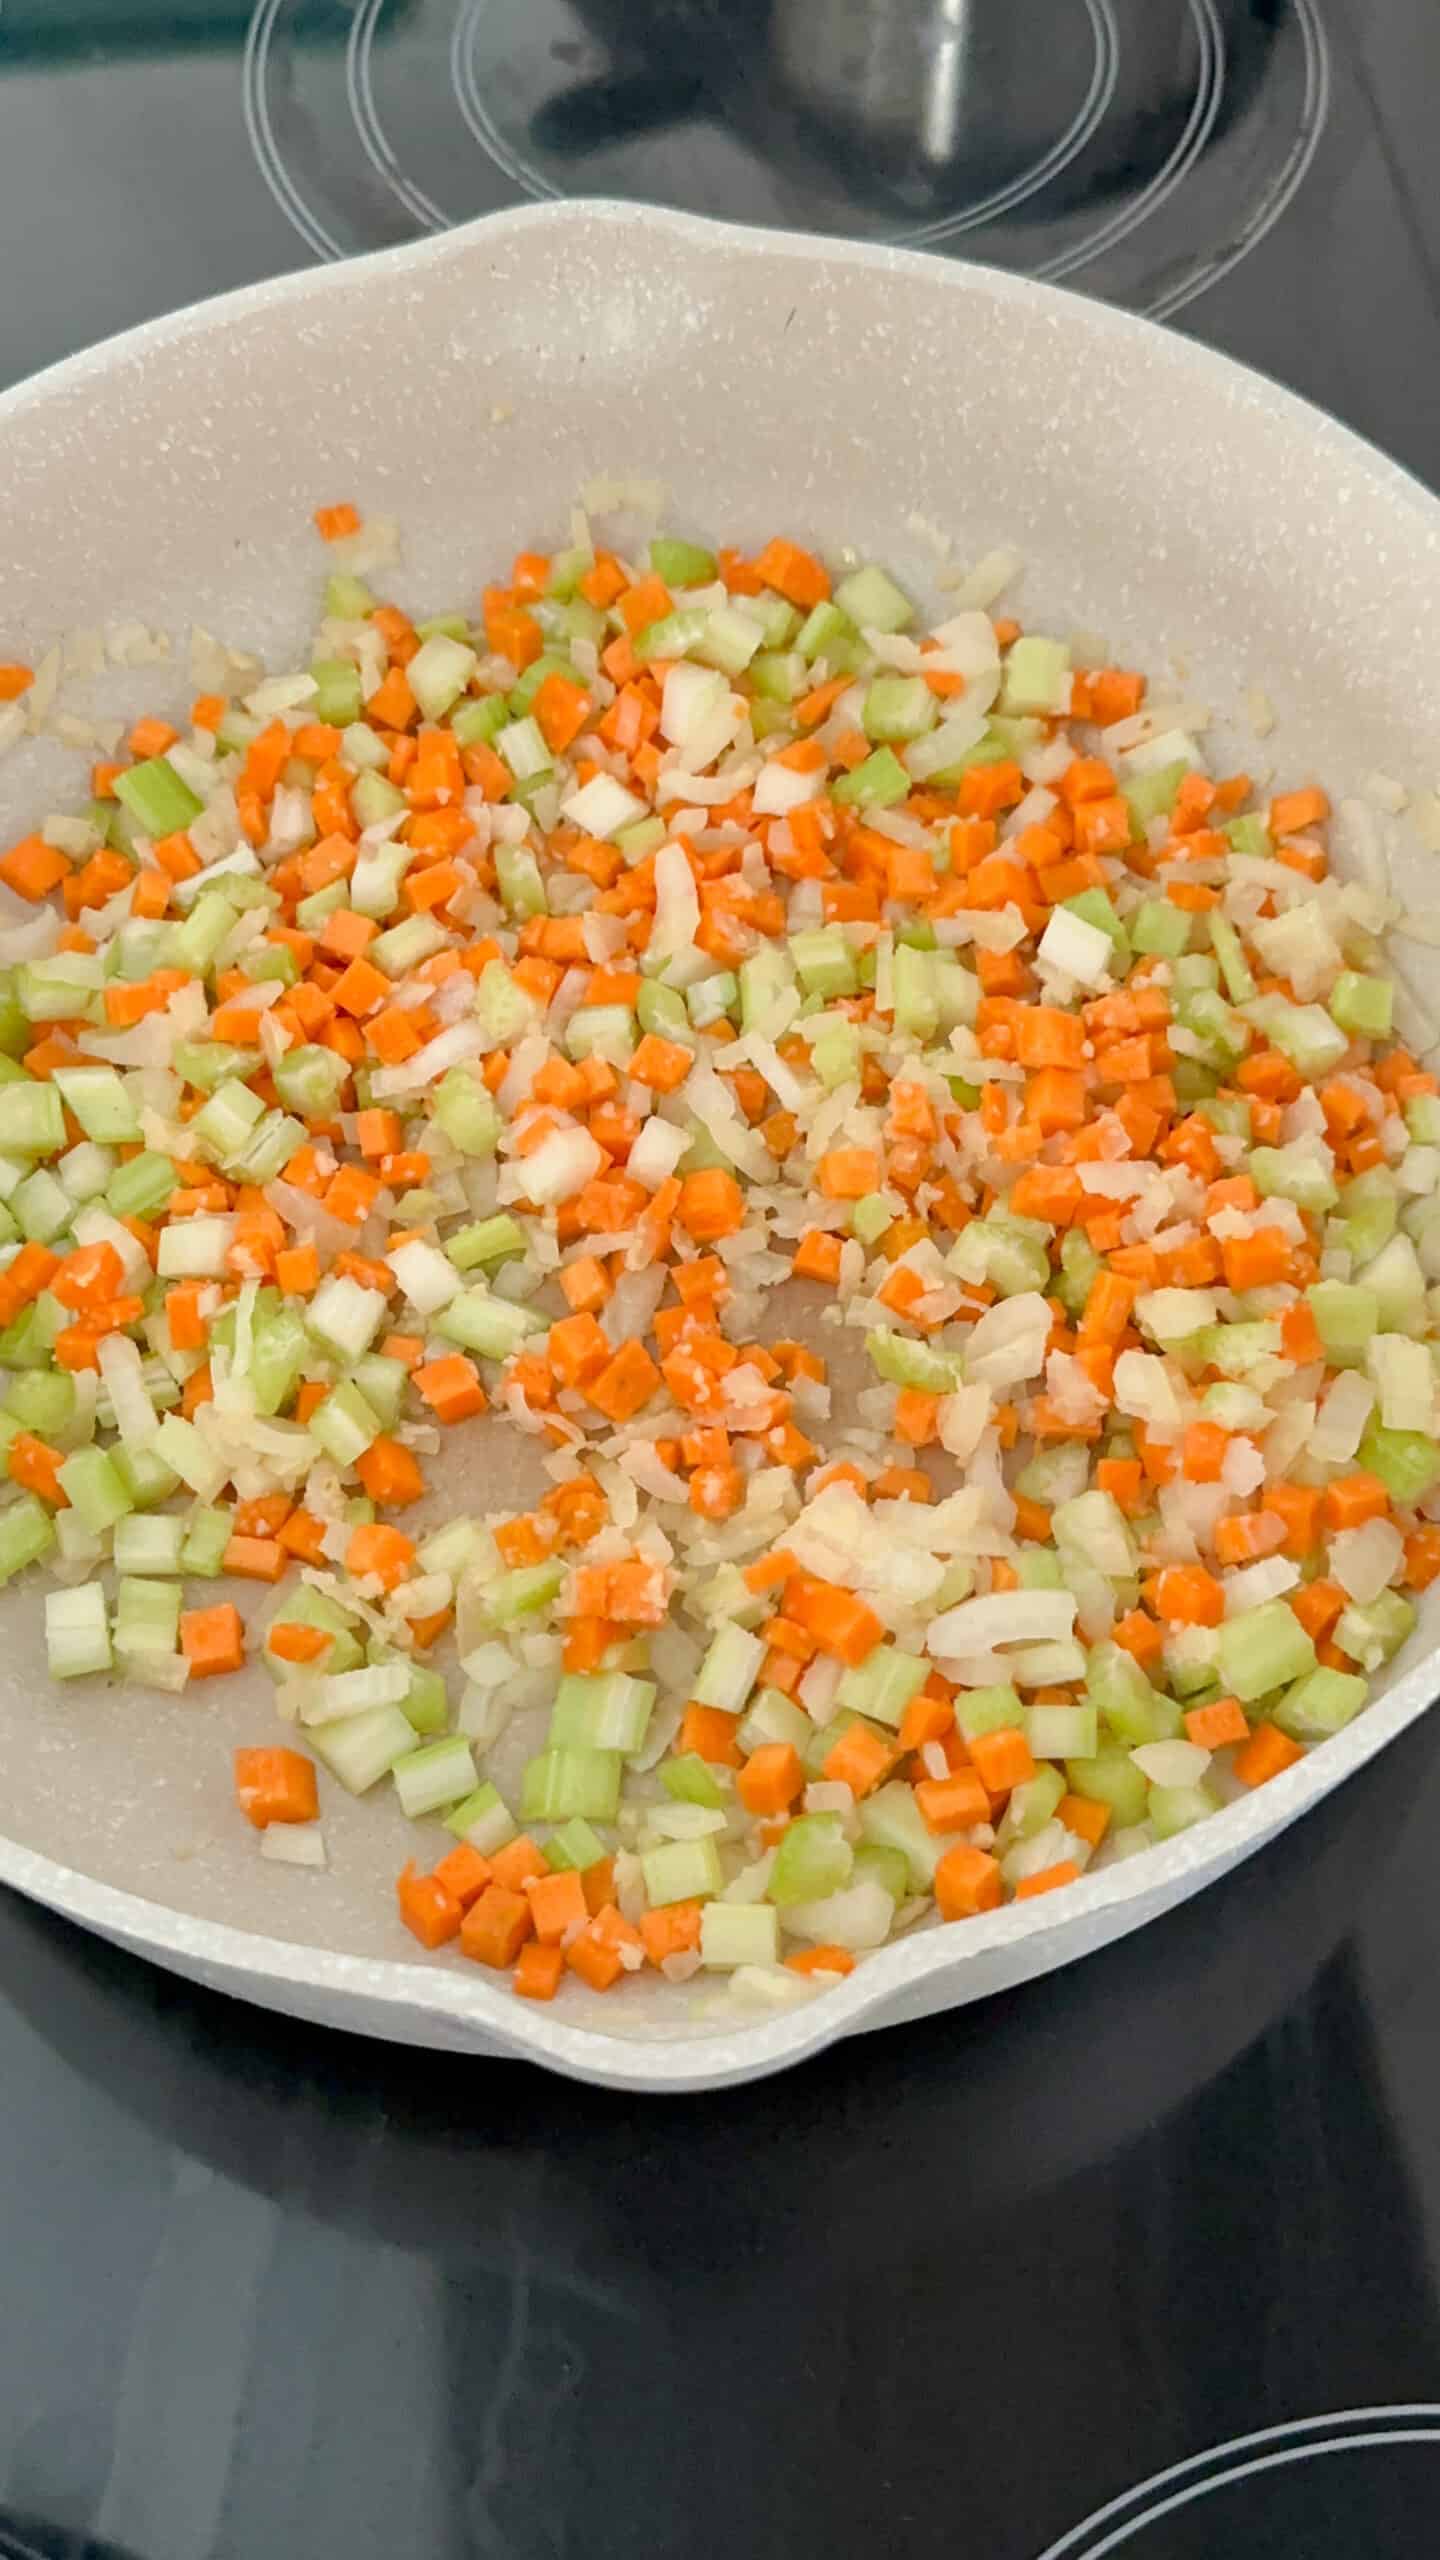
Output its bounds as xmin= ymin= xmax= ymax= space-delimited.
xmin=522 ymin=1747 xmax=623 ymax=1824
xmin=796 ymin=600 xmax=863 ymax=667
xmin=1147 ymin=1782 xmax=1220 ymax=1840
xmin=768 ymin=1813 xmax=853 ymax=1907
xmin=307 ymin=1379 xmax=382 ymax=1466
xmin=1250 ymin=1140 xmax=1339 ymax=1215
xmin=791 ymin=924 xmax=858 ymax=1000
xmin=866 ymin=1329 xmax=961 ymax=1393
xmin=701 ymin=1904 xmax=780 ymax=1969
xmin=1216 ymin=1599 xmax=1316 ymax=1702
xmin=1356 ymin=1418 xmax=1440 ymax=1503
xmin=650 ymin=535 xmax=719 ymax=585
xmin=55 ymin=1446 xmax=131 ymax=1533
xmin=435 ymin=1288 xmax=544 ymax=1361
xmin=12 ymin=1170 xmax=71 ymax=1243
xmin=858 ymin=1781 xmax=955 ymax=1890
xmin=1064 ymin=1749 xmax=1150 ymax=1829
xmin=863 ymin=673 xmax=935 ymax=743
xmin=999 ymin=635 xmax=1071 ymax=716
xmin=308 ymin=1273 xmax=387 ymax=1363
xmin=954 ymin=1682 xmax=1026 ymax=1740
xmin=1084 ymin=1641 xmax=1180 ymax=1744
xmin=0 ymin=1492 xmax=55 ymax=1582
xmin=693 ymin=1624 xmax=765 ymax=1714
xmin=113 ymin=756 xmax=203 ymax=837
xmin=830 ymin=746 xmax=909 ymax=809
xmin=1248 ymin=994 xmax=1347 ymax=1079
xmin=447 ymin=1214 xmax=526 ymax=1274
xmin=948 ymin=1214 xmax=1052 ymax=1299
xmin=309 ymin=658 xmax=364 ymax=725
xmin=750 ymin=649 xmax=805 ymax=703
xmin=486 ymin=1562 xmax=564 ymax=1624
xmin=809 ymin=1015 xmax=861 ymax=1091
xmin=893 ymin=944 xmax=939 ymax=1040
xmin=1334 ymin=1591 xmax=1415 ymax=1673
xmin=45 ymin=1582 xmax=112 ymax=1680
xmin=564 ymin=1002 xmax=635 ymax=1065
xmin=408 ymin=632 xmax=477 ymax=722
xmin=113 ymin=1576 xmax=181 ymax=1660
xmin=549 ymin=1670 xmax=656 ymax=1754
xmin=0 ymin=1082 xmax=65 ymax=1156
xmin=835 ymin=565 xmax=913 ymax=634
xmin=4 ymin=1371 xmax=74 ymax=1439
xmin=1131 ymin=898 xmax=1192 ymax=959
xmin=642 ymin=1835 xmax=723 ymax=1906
xmin=1273 ymin=1666 xmax=1368 ymax=1741
xmin=112 ymin=1515 xmax=185 ymax=1577
xmin=179 ymin=1506 xmax=234 ymax=1579
xmin=1057 ymin=1230 xmax=1101 ymax=1320
xmin=52 ymin=1065 xmax=142 ymax=1145
xmin=325 ymin=571 xmax=374 ymax=617
xmin=1026 ymin=1704 xmax=1098 ymax=1760
xmin=1121 ymin=759 xmax=1187 ymax=834
xmin=445 ymin=1781 xmax=518 ymax=1854
xmin=309 ymin=1704 xmax=416 ymax=1795
xmin=738 ymin=1687 xmax=813 ymax=1757
xmin=106 ymin=1149 xmax=177 ymax=1222
xmin=1308 ymin=1279 xmax=1381 ymax=1366
xmin=835 ymin=1644 xmax=927 ymax=1729
xmin=660 ymin=1752 xmax=729 ymax=1810
xmin=995 ymin=1763 xmax=1067 ymax=1852
xmin=431 ymin=1069 xmax=500 ymax=1159
xmin=507 ymin=649 xmax=573 ymax=717
xmin=111 ymin=1443 xmax=182 ymax=1518
xmin=392 ymin=1735 xmax=476 ymax=1819
xmin=1330 ymin=971 xmax=1393 ymax=1039
xmin=1357 ymin=1233 xmax=1427 ymax=1335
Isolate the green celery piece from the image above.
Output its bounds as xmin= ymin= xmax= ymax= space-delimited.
xmin=862 ymin=674 xmax=935 ymax=744
xmin=768 ymin=1814 xmax=853 ymax=1907
xmin=0 ymin=1493 xmax=56 ymax=1582
xmin=649 ymin=536 xmax=718 ymax=586
xmin=831 ymin=746 xmax=909 ymax=809
xmin=1216 ymin=1600 xmax=1316 ymax=1703
xmin=1064 ymin=1749 xmax=1149 ymax=1829
xmin=834 ymin=565 xmax=912 ymax=634
xmin=659 ymin=1753 xmax=728 ymax=1810
xmin=543 ymin=1817 xmax=609 ymax=1873
xmin=113 ymin=757 xmax=203 ymax=837
xmin=1356 ymin=1419 xmax=1440 ymax=1503
xmin=309 ymin=659 xmax=363 ymax=726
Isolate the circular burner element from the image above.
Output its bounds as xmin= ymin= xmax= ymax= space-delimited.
xmin=1037 ymin=2409 xmax=1440 ymax=2560
xmin=245 ymin=0 xmax=1328 ymax=318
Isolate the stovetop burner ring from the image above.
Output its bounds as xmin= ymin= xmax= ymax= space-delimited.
xmin=242 ymin=0 xmax=1331 ymax=326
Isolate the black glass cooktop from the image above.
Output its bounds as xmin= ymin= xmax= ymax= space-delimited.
xmin=3 ymin=5 xmax=1440 ymax=2556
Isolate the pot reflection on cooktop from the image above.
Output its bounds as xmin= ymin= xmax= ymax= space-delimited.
xmin=244 ymin=0 xmax=1329 ymax=315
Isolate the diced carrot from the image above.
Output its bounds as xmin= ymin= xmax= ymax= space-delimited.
xmin=234 ymin=1747 xmax=319 ymax=1828
xmin=934 ymin=1842 xmax=1003 ymax=1920
xmin=1184 ymin=1696 xmax=1251 ymax=1749
xmin=1014 ymin=1862 xmax=1081 ymax=1902
xmin=396 ymin=1862 xmax=463 ymax=1949
xmin=513 ymin=1941 xmax=565 ymax=2000
xmin=182 ymin=1604 xmax=246 ymax=1677
xmin=460 ymin=1885 xmax=534 ymax=1969
xmin=736 ymin=1743 xmax=805 ymax=1815
xmin=1233 ymin=1721 xmax=1304 ymax=1788
xmin=525 ymin=1867 xmax=589 ymax=1946
xmin=966 ymin=1727 xmax=1036 ymax=1795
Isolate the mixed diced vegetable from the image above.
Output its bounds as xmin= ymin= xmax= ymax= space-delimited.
xmin=0 ymin=503 xmax=1436 ymax=2013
